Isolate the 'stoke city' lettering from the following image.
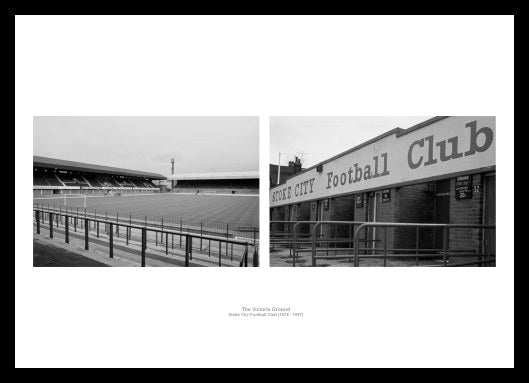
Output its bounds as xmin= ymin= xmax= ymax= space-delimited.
xmin=271 ymin=178 xmax=315 ymax=202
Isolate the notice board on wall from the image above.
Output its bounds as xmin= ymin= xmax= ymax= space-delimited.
xmin=455 ymin=175 xmax=473 ymax=200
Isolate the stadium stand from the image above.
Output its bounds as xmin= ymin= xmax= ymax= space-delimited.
xmin=167 ymin=171 xmax=259 ymax=194
xmin=33 ymin=156 xmax=166 ymax=196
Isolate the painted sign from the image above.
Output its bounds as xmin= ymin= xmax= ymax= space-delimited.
xmin=381 ymin=189 xmax=391 ymax=202
xmin=270 ymin=116 xmax=496 ymax=207
xmin=355 ymin=194 xmax=364 ymax=208
xmin=455 ymin=175 xmax=473 ymax=200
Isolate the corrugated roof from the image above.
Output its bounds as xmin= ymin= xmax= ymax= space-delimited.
xmin=168 ymin=171 xmax=259 ymax=181
xmin=33 ymin=156 xmax=166 ymax=179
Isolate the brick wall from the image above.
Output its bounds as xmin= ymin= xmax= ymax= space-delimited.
xmin=395 ymin=183 xmax=436 ymax=251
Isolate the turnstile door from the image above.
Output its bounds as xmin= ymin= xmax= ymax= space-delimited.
xmin=434 ymin=180 xmax=451 ymax=249
xmin=484 ymin=175 xmax=496 ymax=255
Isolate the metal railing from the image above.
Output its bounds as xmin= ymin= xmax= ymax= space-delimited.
xmin=270 ymin=219 xmax=495 ymax=267
xmin=33 ymin=206 xmax=258 ymax=267
xmin=350 ymin=222 xmax=495 ymax=267
xmin=33 ymin=202 xmax=259 ymax=243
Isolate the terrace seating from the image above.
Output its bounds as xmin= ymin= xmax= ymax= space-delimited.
xmin=116 ymin=178 xmax=136 ymax=187
xmin=33 ymin=168 xmax=159 ymax=190
xmin=83 ymin=175 xmax=104 ymax=187
xmin=43 ymin=174 xmax=64 ymax=186
xmin=33 ymin=174 xmax=49 ymax=186
xmin=56 ymin=174 xmax=90 ymax=187
xmin=175 ymin=179 xmax=259 ymax=189
xmin=97 ymin=177 xmax=121 ymax=188
xmin=131 ymin=179 xmax=147 ymax=188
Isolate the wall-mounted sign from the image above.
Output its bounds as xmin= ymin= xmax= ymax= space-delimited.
xmin=355 ymin=194 xmax=364 ymax=208
xmin=270 ymin=117 xmax=495 ymax=207
xmin=323 ymin=199 xmax=329 ymax=210
xmin=381 ymin=189 xmax=391 ymax=202
xmin=455 ymin=175 xmax=473 ymax=200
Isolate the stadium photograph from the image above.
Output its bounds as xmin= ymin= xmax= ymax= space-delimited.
xmin=33 ymin=116 xmax=260 ymax=267
xmin=270 ymin=116 xmax=496 ymax=267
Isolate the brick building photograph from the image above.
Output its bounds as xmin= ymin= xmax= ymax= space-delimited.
xmin=270 ymin=116 xmax=496 ymax=267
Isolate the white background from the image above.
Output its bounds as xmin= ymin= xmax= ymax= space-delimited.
xmin=15 ymin=16 xmax=514 ymax=368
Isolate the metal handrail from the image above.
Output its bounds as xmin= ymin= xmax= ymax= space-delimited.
xmin=352 ymin=222 xmax=496 ymax=267
xmin=33 ymin=207 xmax=256 ymax=267
xmin=310 ymin=221 xmax=365 ymax=267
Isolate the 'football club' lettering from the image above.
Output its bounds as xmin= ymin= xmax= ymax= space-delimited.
xmin=407 ymin=121 xmax=493 ymax=169
xmin=270 ymin=118 xmax=495 ymax=207
xmin=326 ymin=153 xmax=389 ymax=190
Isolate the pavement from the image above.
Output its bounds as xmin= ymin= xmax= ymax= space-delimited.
xmin=33 ymin=239 xmax=109 ymax=267
xmin=269 ymin=246 xmax=487 ymax=267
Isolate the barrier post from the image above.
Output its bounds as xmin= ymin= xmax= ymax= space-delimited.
xmin=180 ymin=220 xmax=183 ymax=247
xmin=226 ymin=224 xmax=229 ymax=254
xmin=415 ymin=227 xmax=420 ymax=266
xmin=36 ymin=210 xmax=40 ymax=234
xmin=486 ymin=227 xmax=493 ymax=266
xmin=443 ymin=227 xmax=448 ymax=266
xmin=165 ymin=232 xmax=168 ymax=255
xmin=353 ymin=225 xmax=361 ymax=267
xmin=189 ymin=236 xmax=193 ymax=260
xmin=200 ymin=222 xmax=203 ymax=251
xmin=184 ymin=236 xmax=190 ymax=267
xmin=383 ymin=227 xmax=387 ymax=267
xmin=65 ymin=215 xmax=69 ymax=244
xmin=96 ymin=220 xmax=99 ymax=238
xmin=116 ymin=212 xmax=119 ymax=238
xmin=245 ymin=245 xmax=248 ymax=267
xmin=83 ymin=219 xmax=89 ymax=250
xmin=141 ymin=228 xmax=146 ymax=267
xmin=109 ymin=223 xmax=114 ymax=258
xmin=49 ymin=212 xmax=53 ymax=238
xmin=219 ymin=241 xmax=222 ymax=267
xmin=253 ymin=246 xmax=259 ymax=267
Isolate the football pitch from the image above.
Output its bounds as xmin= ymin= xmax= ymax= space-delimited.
xmin=33 ymin=193 xmax=259 ymax=227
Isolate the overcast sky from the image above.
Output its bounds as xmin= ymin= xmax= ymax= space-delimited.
xmin=270 ymin=116 xmax=433 ymax=168
xmin=34 ymin=116 xmax=259 ymax=176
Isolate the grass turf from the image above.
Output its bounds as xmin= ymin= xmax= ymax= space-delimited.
xmin=33 ymin=193 xmax=259 ymax=227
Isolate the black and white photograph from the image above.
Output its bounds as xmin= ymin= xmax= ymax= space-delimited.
xmin=33 ymin=116 xmax=260 ymax=267
xmin=270 ymin=116 xmax=496 ymax=267
xmin=16 ymin=14 xmax=514 ymax=368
